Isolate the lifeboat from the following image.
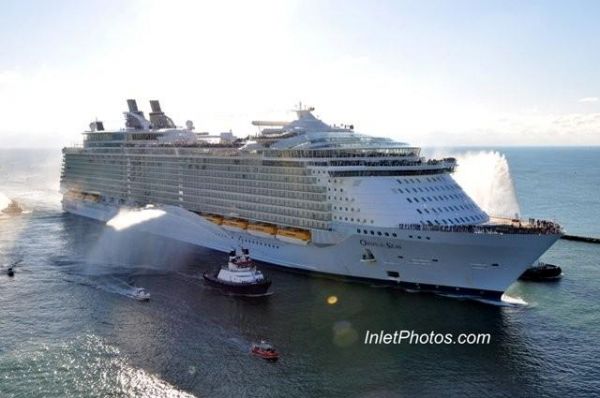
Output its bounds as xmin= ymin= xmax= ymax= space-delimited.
xmin=80 ymin=192 xmax=101 ymax=203
xmin=205 ymin=214 xmax=224 ymax=225
xmin=275 ymin=227 xmax=311 ymax=245
xmin=64 ymin=190 xmax=78 ymax=200
xmin=222 ymin=218 xmax=248 ymax=231
xmin=247 ymin=222 xmax=277 ymax=238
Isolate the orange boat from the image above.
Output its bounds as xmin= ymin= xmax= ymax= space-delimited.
xmin=275 ymin=227 xmax=311 ymax=245
xmin=222 ymin=218 xmax=248 ymax=231
xmin=204 ymin=214 xmax=224 ymax=225
xmin=247 ymin=222 xmax=277 ymax=238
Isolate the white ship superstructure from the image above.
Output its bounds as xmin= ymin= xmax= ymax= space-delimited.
xmin=61 ymin=99 xmax=562 ymax=300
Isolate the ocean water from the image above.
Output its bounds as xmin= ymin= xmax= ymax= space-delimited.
xmin=0 ymin=147 xmax=599 ymax=397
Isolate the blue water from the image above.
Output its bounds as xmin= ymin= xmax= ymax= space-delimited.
xmin=0 ymin=147 xmax=599 ymax=397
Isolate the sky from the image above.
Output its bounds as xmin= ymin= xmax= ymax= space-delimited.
xmin=0 ymin=0 xmax=599 ymax=147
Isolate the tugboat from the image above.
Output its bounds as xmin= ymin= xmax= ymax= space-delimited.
xmin=130 ymin=287 xmax=151 ymax=301
xmin=251 ymin=340 xmax=279 ymax=361
xmin=203 ymin=248 xmax=271 ymax=295
xmin=2 ymin=200 xmax=23 ymax=216
xmin=519 ymin=262 xmax=562 ymax=281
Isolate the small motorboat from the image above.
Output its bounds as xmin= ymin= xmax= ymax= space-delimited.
xmin=131 ymin=287 xmax=151 ymax=301
xmin=2 ymin=200 xmax=23 ymax=216
xmin=5 ymin=259 xmax=21 ymax=277
xmin=203 ymin=248 xmax=271 ymax=296
xmin=251 ymin=340 xmax=279 ymax=361
xmin=519 ymin=262 xmax=562 ymax=281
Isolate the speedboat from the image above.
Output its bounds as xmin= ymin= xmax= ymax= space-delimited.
xmin=7 ymin=266 xmax=14 ymax=277
xmin=131 ymin=287 xmax=151 ymax=301
xmin=203 ymin=248 xmax=271 ymax=296
xmin=251 ymin=340 xmax=279 ymax=361
xmin=519 ymin=262 xmax=562 ymax=281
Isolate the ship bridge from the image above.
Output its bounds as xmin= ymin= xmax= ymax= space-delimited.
xmin=254 ymin=106 xmax=412 ymax=155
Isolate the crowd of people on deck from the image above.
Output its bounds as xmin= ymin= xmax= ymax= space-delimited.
xmin=397 ymin=218 xmax=561 ymax=235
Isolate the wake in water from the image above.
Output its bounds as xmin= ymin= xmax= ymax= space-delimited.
xmin=434 ymin=292 xmax=529 ymax=307
xmin=64 ymin=273 xmax=151 ymax=301
xmin=473 ymin=294 xmax=529 ymax=307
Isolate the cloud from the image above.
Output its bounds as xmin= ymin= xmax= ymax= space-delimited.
xmin=578 ymin=97 xmax=599 ymax=103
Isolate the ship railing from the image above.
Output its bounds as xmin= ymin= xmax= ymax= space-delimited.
xmin=325 ymin=158 xmax=455 ymax=168
xmin=397 ymin=218 xmax=562 ymax=236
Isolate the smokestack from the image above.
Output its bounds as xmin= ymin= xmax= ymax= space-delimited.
xmin=127 ymin=99 xmax=139 ymax=113
xmin=150 ymin=100 xmax=162 ymax=113
xmin=148 ymin=99 xmax=175 ymax=129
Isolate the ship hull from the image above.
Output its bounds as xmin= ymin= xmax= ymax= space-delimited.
xmin=62 ymin=198 xmax=561 ymax=300
xmin=203 ymin=272 xmax=272 ymax=295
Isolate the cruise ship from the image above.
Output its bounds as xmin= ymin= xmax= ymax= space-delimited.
xmin=60 ymin=99 xmax=562 ymax=300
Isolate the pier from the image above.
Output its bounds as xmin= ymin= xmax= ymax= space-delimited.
xmin=561 ymin=235 xmax=600 ymax=244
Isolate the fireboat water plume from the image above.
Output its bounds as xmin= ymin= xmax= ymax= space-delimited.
xmin=451 ymin=151 xmax=521 ymax=219
xmin=82 ymin=207 xmax=195 ymax=276
xmin=0 ymin=192 xmax=9 ymax=210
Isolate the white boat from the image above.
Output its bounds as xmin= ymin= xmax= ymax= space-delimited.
xmin=131 ymin=287 xmax=150 ymax=301
xmin=203 ymin=249 xmax=272 ymax=295
xmin=2 ymin=200 xmax=23 ymax=216
xmin=59 ymin=99 xmax=562 ymax=300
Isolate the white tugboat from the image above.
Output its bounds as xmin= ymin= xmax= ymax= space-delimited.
xmin=2 ymin=200 xmax=23 ymax=216
xmin=203 ymin=248 xmax=272 ymax=295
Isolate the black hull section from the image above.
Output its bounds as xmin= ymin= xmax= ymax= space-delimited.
xmin=203 ymin=273 xmax=272 ymax=295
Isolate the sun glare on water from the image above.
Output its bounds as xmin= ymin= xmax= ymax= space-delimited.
xmin=106 ymin=209 xmax=166 ymax=231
